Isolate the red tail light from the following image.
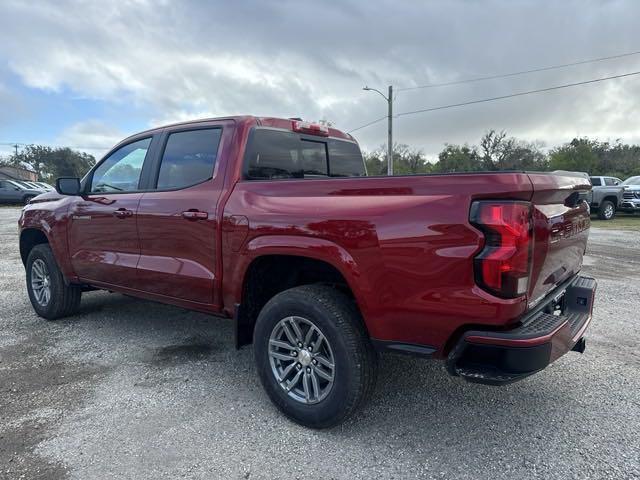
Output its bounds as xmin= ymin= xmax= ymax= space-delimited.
xmin=470 ymin=201 xmax=533 ymax=298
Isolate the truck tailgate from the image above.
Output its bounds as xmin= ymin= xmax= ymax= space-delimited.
xmin=526 ymin=172 xmax=592 ymax=308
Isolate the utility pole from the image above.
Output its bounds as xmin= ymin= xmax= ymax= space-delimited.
xmin=362 ymin=85 xmax=394 ymax=175
xmin=387 ymin=85 xmax=393 ymax=176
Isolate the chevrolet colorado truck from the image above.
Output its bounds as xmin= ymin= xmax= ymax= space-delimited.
xmin=19 ymin=116 xmax=596 ymax=428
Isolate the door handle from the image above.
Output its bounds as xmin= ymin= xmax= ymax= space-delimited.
xmin=113 ymin=208 xmax=133 ymax=218
xmin=182 ymin=210 xmax=208 ymax=220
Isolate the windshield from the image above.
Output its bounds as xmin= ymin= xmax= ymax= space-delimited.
xmin=622 ymin=176 xmax=640 ymax=185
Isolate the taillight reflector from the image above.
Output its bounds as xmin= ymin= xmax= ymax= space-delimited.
xmin=470 ymin=201 xmax=533 ymax=298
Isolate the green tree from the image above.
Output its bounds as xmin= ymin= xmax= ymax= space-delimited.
xmin=549 ymin=138 xmax=599 ymax=173
xmin=10 ymin=145 xmax=96 ymax=182
xmin=433 ymin=144 xmax=482 ymax=173
xmin=479 ymin=129 xmax=547 ymax=171
xmin=363 ymin=143 xmax=430 ymax=175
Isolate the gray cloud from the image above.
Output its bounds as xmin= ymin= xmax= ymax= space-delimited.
xmin=1 ymin=0 xmax=639 ymax=157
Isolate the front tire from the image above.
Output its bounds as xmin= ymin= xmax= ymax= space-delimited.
xmin=23 ymin=195 xmax=35 ymax=205
xmin=253 ymin=285 xmax=377 ymax=428
xmin=598 ymin=200 xmax=616 ymax=220
xmin=26 ymin=244 xmax=81 ymax=320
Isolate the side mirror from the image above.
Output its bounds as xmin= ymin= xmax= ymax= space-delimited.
xmin=56 ymin=177 xmax=82 ymax=195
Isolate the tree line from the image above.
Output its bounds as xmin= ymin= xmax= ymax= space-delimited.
xmin=0 ymin=145 xmax=96 ymax=182
xmin=364 ymin=130 xmax=640 ymax=179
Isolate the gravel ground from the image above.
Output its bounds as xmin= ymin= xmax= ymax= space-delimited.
xmin=1 ymin=206 xmax=639 ymax=479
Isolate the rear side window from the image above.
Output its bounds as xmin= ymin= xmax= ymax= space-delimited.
xmin=590 ymin=177 xmax=601 ymax=186
xmin=328 ymin=140 xmax=366 ymax=177
xmin=156 ymin=128 xmax=222 ymax=190
xmin=604 ymin=177 xmax=617 ymax=186
xmin=244 ymin=129 xmax=365 ymax=180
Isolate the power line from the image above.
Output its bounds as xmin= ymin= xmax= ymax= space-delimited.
xmin=349 ymin=70 xmax=640 ymax=133
xmin=348 ymin=115 xmax=389 ymax=134
xmin=397 ymin=49 xmax=640 ymax=92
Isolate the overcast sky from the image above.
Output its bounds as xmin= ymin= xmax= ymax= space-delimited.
xmin=1 ymin=0 xmax=640 ymax=161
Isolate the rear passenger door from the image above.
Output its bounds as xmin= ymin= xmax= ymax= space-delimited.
xmin=135 ymin=121 xmax=231 ymax=307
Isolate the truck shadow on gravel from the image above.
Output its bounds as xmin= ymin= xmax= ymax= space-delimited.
xmin=152 ymin=341 xmax=216 ymax=365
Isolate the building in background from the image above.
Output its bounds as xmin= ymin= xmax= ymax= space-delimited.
xmin=0 ymin=165 xmax=37 ymax=182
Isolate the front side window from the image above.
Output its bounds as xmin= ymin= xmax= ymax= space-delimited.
xmin=91 ymin=138 xmax=151 ymax=193
xmin=244 ymin=129 xmax=365 ymax=180
xmin=604 ymin=177 xmax=618 ymax=186
xmin=156 ymin=128 xmax=222 ymax=190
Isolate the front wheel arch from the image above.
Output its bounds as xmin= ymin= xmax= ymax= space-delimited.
xmin=20 ymin=228 xmax=49 ymax=266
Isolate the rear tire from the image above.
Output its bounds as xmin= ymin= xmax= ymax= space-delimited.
xmin=253 ymin=285 xmax=378 ymax=428
xmin=26 ymin=244 xmax=81 ymax=320
xmin=598 ymin=200 xmax=616 ymax=220
xmin=23 ymin=195 xmax=35 ymax=205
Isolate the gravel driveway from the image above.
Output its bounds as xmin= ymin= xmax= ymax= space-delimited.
xmin=1 ymin=206 xmax=639 ymax=479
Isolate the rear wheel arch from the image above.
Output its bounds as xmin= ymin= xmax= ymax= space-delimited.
xmin=234 ymin=253 xmax=371 ymax=348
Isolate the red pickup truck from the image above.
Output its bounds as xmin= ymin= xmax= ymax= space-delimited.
xmin=19 ymin=116 xmax=596 ymax=428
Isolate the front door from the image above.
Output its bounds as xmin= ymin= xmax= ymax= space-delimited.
xmin=67 ymin=137 xmax=153 ymax=286
xmin=136 ymin=125 xmax=226 ymax=305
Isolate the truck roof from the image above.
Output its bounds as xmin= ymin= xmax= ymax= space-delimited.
xmin=119 ymin=115 xmax=354 ymax=146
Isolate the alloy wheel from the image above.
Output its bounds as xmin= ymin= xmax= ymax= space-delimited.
xmin=268 ymin=316 xmax=336 ymax=404
xmin=30 ymin=258 xmax=51 ymax=306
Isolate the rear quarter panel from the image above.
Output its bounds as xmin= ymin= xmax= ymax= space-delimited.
xmin=223 ymin=173 xmax=535 ymax=355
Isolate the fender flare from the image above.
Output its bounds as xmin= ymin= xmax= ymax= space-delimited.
xmin=224 ymin=234 xmax=375 ymax=328
xmin=19 ymin=214 xmax=77 ymax=283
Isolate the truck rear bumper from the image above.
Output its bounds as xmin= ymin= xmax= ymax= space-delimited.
xmin=446 ymin=275 xmax=596 ymax=385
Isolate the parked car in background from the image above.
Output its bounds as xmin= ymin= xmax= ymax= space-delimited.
xmin=34 ymin=182 xmax=55 ymax=191
xmin=22 ymin=181 xmax=48 ymax=191
xmin=620 ymin=175 xmax=640 ymax=213
xmin=587 ymin=176 xmax=624 ymax=220
xmin=0 ymin=179 xmax=44 ymax=204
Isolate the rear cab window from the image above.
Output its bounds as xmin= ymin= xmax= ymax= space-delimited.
xmin=244 ymin=129 xmax=365 ymax=180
